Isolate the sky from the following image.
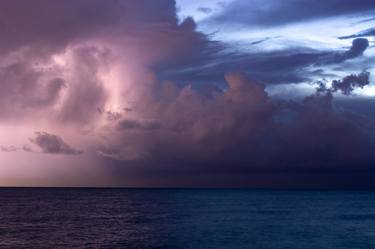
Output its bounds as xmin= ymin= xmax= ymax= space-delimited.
xmin=1 ymin=0 xmax=375 ymax=188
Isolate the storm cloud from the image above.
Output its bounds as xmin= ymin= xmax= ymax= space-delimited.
xmin=96 ymin=72 xmax=375 ymax=172
xmin=29 ymin=132 xmax=83 ymax=155
xmin=1 ymin=0 xmax=375 ymax=187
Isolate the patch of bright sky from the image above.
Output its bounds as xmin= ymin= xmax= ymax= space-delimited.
xmin=354 ymin=85 xmax=375 ymax=97
xmin=202 ymin=16 xmax=375 ymax=52
xmin=177 ymin=0 xmax=375 ymax=51
xmin=267 ymin=81 xmax=375 ymax=99
xmin=266 ymin=83 xmax=316 ymax=99
xmin=176 ymin=0 xmax=235 ymax=23
xmin=177 ymin=1 xmax=375 ymax=98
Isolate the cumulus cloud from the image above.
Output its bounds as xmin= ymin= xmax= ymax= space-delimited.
xmin=93 ymin=72 xmax=375 ymax=179
xmin=331 ymin=71 xmax=370 ymax=95
xmin=1 ymin=0 xmax=375 ymax=187
xmin=0 ymin=146 xmax=18 ymax=152
xmin=29 ymin=132 xmax=83 ymax=155
xmin=333 ymin=38 xmax=369 ymax=63
xmin=0 ymin=0 xmax=221 ymax=121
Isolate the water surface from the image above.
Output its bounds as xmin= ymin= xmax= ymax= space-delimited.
xmin=0 ymin=188 xmax=374 ymax=248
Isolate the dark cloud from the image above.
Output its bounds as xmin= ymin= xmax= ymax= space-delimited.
xmin=0 ymin=62 xmax=66 ymax=119
xmin=206 ymin=0 xmax=375 ymax=27
xmin=97 ymin=73 xmax=375 ymax=177
xmin=30 ymin=132 xmax=83 ymax=155
xmin=0 ymin=145 xmax=34 ymax=153
xmin=117 ymin=119 xmax=162 ymax=131
xmin=160 ymin=39 xmax=370 ymax=85
xmin=339 ymin=27 xmax=375 ymax=39
xmin=197 ymin=7 xmax=213 ymax=14
xmin=0 ymin=0 xmax=119 ymax=55
xmin=332 ymin=38 xmax=369 ymax=63
xmin=160 ymin=48 xmax=316 ymax=84
xmin=105 ymin=111 xmax=123 ymax=121
xmin=2 ymin=0 xmax=368 ymax=122
xmin=249 ymin=37 xmax=273 ymax=46
xmin=0 ymin=0 xmax=221 ymax=123
xmin=0 ymin=0 xmax=178 ymax=55
xmin=0 ymin=146 xmax=18 ymax=152
xmin=313 ymin=71 xmax=370 ymax=100
xmin=331 ymin=71 xmax=370 ymax=95
xmin=2 ymin=0 xmax=375 ymax=187
xmin=148 ymin=16 xmax=224 ymax=76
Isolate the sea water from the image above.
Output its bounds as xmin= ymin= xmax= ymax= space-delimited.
xmin=0 ymin=188 xmax=374 ymax=249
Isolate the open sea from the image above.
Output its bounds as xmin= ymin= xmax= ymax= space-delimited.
xmin=0 ymin=188 xmax=374 ymax=249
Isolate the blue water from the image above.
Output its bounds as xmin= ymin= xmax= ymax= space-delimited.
xmin=0 ymin=189 xmax=374 ymax=248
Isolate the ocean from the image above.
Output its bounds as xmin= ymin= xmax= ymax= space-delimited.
xmin=0 ymin=188 xmax=374 ymax=248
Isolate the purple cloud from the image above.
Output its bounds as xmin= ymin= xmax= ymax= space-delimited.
xmin=30 ymin=132 xmax=83 ymax=155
